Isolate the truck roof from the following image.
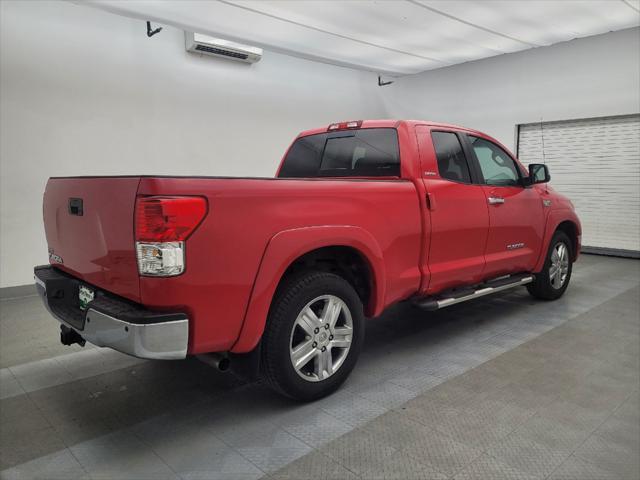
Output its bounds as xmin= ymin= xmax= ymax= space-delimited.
xmin=297 ymin=120 xmax=488 ymax=138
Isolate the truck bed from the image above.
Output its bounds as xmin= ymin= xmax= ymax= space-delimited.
xmin=43 ymin=175 xmax=423 ymax=353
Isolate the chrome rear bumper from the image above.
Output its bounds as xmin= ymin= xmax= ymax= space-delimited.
xmin=34 ymin=266 xmax=188 ymax=360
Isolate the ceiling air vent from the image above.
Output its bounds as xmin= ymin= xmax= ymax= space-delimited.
xmin=185 ymin=32 xmax=262 ymax=64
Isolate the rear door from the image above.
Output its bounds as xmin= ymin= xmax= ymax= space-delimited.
xmin=465 ymin=135 xmax=545 ymax=276
xmin=43 ymin=177 xmax=141 ymax=302
xmin=416 ymin=127 xmax=489 ymax=293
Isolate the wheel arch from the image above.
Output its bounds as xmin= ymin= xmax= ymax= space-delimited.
xmin=275 ymin=246 xmax=375 ymax=312
xmin=534 ymin=209 xmax=582 ymax=272
xmin=230 ymin=225 xmax=386 ymax=353
xmin=555 ymin=220 xmax=580 ymax=261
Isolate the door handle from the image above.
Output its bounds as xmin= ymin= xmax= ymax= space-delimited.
xmin=488 ymin=196 xmax=505 ymax=205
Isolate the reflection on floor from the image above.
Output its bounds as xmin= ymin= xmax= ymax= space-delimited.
xmin=0 ymin=254 xmax=638 ymax=479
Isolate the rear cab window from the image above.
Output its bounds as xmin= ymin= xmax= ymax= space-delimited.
xmin=278 ymin=128 xmax=400 ymax=178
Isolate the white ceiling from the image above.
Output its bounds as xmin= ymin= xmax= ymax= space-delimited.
xmin=85 ymin=0 xmax=640 ymax=75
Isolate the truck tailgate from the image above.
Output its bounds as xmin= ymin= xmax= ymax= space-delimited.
xmin=43 ymin=177 xmax=141 ymax=302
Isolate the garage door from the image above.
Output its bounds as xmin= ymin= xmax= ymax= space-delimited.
xmin=518 ymin=114 xmax=640 ymax=257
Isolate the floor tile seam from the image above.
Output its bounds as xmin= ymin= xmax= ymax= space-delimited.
xmin=394 ymin=431 xmax=485 ymax=479
xmin=541 ymin=391 xmax=633 ymax=480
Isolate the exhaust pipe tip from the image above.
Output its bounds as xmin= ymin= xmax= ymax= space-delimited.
xmin=196 ymin=353 xmax=230 ymax=372
xmin=217 ymin=357 xmax=231 ymax=372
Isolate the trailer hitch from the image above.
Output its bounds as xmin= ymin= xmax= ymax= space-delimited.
xmin=60 ymin=324 xmax=86 ymax=347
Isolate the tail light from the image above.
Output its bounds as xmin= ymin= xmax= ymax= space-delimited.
xmin=328 ymin=120 xmax=362 ymax=131
xmin=135 ymin=196 xmax=207 ymax=276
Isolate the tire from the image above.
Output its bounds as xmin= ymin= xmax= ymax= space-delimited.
xmin=527 ymin=230 xmax=573 ymax=300
xmin=261 ymin=270 xmax=365 ymax=401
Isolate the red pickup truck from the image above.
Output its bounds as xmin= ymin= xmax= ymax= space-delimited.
xmin=35 ymin=120 xmax=580 ymax=400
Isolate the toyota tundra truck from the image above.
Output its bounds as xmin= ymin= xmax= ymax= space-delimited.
xmin=34 ymin=120 xmax=581 ymax=400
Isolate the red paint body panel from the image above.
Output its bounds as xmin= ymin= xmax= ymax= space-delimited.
xmin=42 ymin=177 xmax=141 ymax=302
xmin=41 ymin=120 xmax=581 ymax=356
xmin=137 ymin=176 xmax=422 ymax=354
xmin=415 ymin=125 xmax=489 ymax=293
xmin=481 ymin=184 xmax=545 ymax=276
xmin=232 ymin=225 xmax=389 ymax=353
xmin=534 ymin=204 xmax=582 ymax=271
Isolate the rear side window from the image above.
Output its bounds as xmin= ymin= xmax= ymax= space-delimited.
xmin=431 ymin=131 xmax=472 ymax=184
xmin=278 ymin=128 xmax=400 ymax=178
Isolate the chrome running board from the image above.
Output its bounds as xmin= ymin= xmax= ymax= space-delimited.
xmin=415 ymin=273 xmax=534 ymax=311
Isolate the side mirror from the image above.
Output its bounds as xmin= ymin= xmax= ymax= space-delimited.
xmin=526 ymin=163 xmax=550 ymax=185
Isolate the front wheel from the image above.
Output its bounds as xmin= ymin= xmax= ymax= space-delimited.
xmin=527 ymin=230 xmax=573 ymax=300
xmin=261 ymin=271 xmax=365 ymax=401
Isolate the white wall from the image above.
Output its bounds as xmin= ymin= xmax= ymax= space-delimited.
xmin=0 ymin=0 xmax=384 ymax=288
xmin=2 ymin=1 xmax=639 ymax=289
xmin=381 ymin=27 xmax=640 ymax=151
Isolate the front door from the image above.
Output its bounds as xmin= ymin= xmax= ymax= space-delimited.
xmin=416 ymin=127 xmax=490 ymax=294
xmin=466 ymin=135 xmax=545 ymax=276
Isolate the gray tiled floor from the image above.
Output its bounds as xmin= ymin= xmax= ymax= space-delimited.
xmin=0 ymin=254 xmax=638 ymax=479
xmin=272 ymin=281 xmax=640 ymax=480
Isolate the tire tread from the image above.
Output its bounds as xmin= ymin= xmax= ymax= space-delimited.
xmin=528 ymin=230 xmax=573 ymax=301
xmin=260 ymin=270 xmax=363 ymax=400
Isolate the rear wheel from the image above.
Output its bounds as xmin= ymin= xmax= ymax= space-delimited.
xmin=527 ymin=230 xmax=573 ymax=300
xmin=261 ymin=271 xmax=364 ymax=401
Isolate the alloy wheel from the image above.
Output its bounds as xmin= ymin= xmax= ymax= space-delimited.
xmin=549 ymin=241 xmax=570 ymax=289
xmin=289 ymin=295 xmax=353 ymax=382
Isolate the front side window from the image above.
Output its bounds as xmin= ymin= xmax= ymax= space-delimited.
xmin=279 ymin=128 xmax=399 ymax=178
xmin=470 ymin=136 xmax=520 ymax=186
xmin=431 ymin=131 xmax=472 ymax=183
